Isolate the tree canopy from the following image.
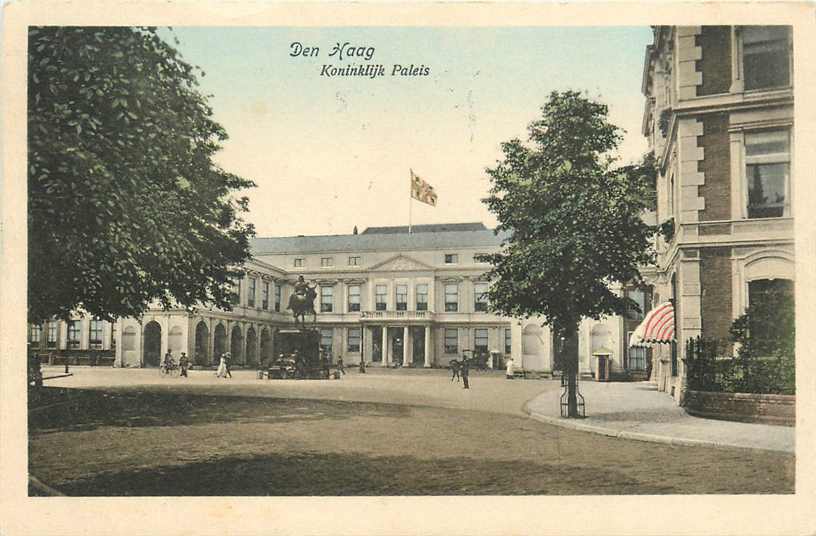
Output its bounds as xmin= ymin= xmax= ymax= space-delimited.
xmin=28 ymin=27 xmax=255 ymax=323
xmin=480 ymin=90 xmax=656 ymax=336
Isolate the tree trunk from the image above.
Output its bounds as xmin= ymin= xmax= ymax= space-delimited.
xmin=561 ymin=324 xmax=581 ymax=418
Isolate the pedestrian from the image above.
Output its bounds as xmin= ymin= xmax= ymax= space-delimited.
xmin=358 ymin=359 xmax=366 ymax=374
xmin=163 ymin=350 xmax=175 ymax=371
xmin=179 ymin=352 xmax=190 ymax=378
xmin=337 ymin=355 xmax=346 ymax=375
xmin=224 ymin=352 xmax=232 ymax=378
xmin=216 ymin=353 xmax=227 ymax=378
xmin=450 ymin=360 xmax=461 ymax=382
xmin=505 ymin=356 xmax=515 ymax=380
xmin=461 ymin=358 xmax=470 ymax=389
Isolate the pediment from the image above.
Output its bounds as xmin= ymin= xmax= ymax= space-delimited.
xmin=369 ymin=254 xmax=434 ymax=273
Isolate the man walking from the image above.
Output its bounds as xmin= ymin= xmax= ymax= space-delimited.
xmin=336 ymin=355 xmax=346 ymax=375
xmin=179 ymin=352 xmax=190 ymax=378
xmin=461 ymin=358 xmax=470 ymax=390
xmin=224 ymin=352 xmax=232 ymax=378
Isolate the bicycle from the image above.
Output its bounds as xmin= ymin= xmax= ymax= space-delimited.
xmin=159 ymin=362 xmax=179 ymax=377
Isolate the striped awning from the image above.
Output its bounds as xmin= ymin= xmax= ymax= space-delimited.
xmin=628 ymin=301 xmax=675 ymax=347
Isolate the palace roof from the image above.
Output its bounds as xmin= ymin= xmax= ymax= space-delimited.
xmin=251 ymin=223 xmax=508 ymax=255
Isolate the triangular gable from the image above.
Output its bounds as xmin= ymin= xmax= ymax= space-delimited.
xmin=368 ymin=254 xmax=435 ymax=272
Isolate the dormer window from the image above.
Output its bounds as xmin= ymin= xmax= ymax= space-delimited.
xmin=444 ymin=254 xmax=458 ymax=264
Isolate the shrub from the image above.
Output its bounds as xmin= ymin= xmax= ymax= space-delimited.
xmin=686 ymin=287 xmax=794 ymax=395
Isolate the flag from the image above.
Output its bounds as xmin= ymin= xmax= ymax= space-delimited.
xmin=410 ymin=169 xmax=438 ymax=207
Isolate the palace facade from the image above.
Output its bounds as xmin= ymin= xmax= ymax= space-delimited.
xmin=30 ymin=222 xmax=648 ymax=378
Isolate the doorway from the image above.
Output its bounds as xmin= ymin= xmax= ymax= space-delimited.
xmin=411 ymin=327 xmax=425 ymax=366
xmin=389 ymin=328 xmax=404 ymax=364
xmin=143 ymin=321 xmax=161 ymax=367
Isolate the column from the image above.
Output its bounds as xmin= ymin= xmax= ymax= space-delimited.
xmin=728 ymin=26 xmax=745 ymax=93
xmin=338 ymin=280 xmax=346 ymax=314
xmin=161 ymin=316 xmax=169 ymax=359
xmin=208 ymin=320 xmax=216 ymax=366
xmin=488 ymin=327 xmax=498 ymax=369
xmin=58 ymin=321 xmax=67 ymax=351
xmin=424 ymin=325 xmax=431 ymax=367
xmin=402 ymin=325 xmax=410 ymax=367
xmin=511 ymin=322 xmax=523 ymax=364
xmin=382 ymin=325 xmax=389 ymax=366
xmin=114 ymin=321 xmax=123 ymax=367
xmin=81 ymin=317 xmax=90 ymax=350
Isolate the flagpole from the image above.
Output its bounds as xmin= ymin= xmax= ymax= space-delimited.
xmin=408 ymin=169 xmax=413 ymax=234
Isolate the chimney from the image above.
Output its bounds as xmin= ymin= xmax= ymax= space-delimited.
xmin=353 ymin=226 xmax=358 ymax=235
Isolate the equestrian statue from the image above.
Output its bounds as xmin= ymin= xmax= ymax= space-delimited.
xmin=288 ymin=275 xmax=317 ymax=328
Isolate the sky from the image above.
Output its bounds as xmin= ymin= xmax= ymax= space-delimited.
xmin=162 ymin=26 xmax=653 ymax=237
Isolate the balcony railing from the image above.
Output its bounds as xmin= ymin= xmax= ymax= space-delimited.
xmin=360 ymin=310 xmax=433 ymax=321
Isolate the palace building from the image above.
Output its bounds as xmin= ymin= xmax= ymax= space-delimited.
xmin=29 ymin=222 xmax=647 ymax=379
xmin=641 ymin=25 xmax=795 ymax=401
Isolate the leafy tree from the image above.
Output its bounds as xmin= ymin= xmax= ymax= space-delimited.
xmin=729 ymin=284 xmax=795 ymax=394
xmin=480 ymin=90 xmax=655 ymax=416
xmin=28 ymin=27 xmax=255 ymax=323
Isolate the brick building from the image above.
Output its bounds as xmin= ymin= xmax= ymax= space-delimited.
xmin=641 ymin=26 xmax=794 ymax=402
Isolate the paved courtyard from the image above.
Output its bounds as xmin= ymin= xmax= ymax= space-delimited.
xmin=526 ymin=381 xmax=794 ymax=453
xmin=29 ymin=367 xmax=795 ymax=495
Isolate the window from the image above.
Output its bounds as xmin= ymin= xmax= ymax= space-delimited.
xmin=262 ymin=281 xmax=270 ymax=310
xmin=29 ymin=324 xmax=42 ymax=343
xmin=348 ymin=256 xmax=360 ymax=266
xmin=89 ymin=319 xmax=103 ymax=349
xmin=47 ymin=322 xmax=58 ymax=348
xmin=444 ymin=328 xmax=458 ymax=354
xmin=67 ymin=320 xmax=81 ymax=348
xmin=294 ymin=258 xmax=303 ymax=268
xmin=416 ymin=284 xmax=428 ymax=311
xmin=348 ymin=285 xmax=361 ymax=312
xmin=247 ymin=278 xmax=257 ymax=308
xmin=230 ymin=277 xmax=241 ymax=305
xmin=474 ymin=282 xmax=489 ymax=312
xmin=320 ymin=328 xmax=333 ymax=355
xmin=474 ymin=328 xmax=489 ymax=353
xmin=320 ymin=286 xmax=334 ymax=313
xmin=444 ymin=253 xmax=458 ymax=264
xmin=396 ymin=284 xmax=408 ymax=311
xmin=745 ymin=129 xmax=790 ymax=219
xmin=375 ymin=284 xmax=387 ymax=311
xmin=274 ymin=284 xmax=281 ymax=312
xmin=504 ymin=328 xmax=511 ymax=355
xmin=445 ymin=283 xmax=459 ymax=312
xmin=627 ymin=340 xmax=647 ymax=371
xmin=347 ymin=328 xmax=361 ymax=352
xmin=320 ymin=257 xmax=334 ymax=267
xmin=743 ymin=26 xmax=790 ymax=91
xmin=625 ymin=288 xmax=649 ymax=321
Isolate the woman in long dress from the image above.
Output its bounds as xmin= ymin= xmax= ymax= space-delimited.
xmin=216 ymin=353 xmax=227 ymax=378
